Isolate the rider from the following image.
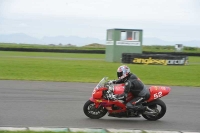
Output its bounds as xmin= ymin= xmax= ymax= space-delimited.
xmin=112 ymin=65 xmax=150 ymax=111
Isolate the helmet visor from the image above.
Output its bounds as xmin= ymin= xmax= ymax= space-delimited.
xmin=117 ymin=72 xmax=123 ymax=79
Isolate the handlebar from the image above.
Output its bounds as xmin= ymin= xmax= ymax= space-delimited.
xmin=106 ymin=81 xmax=114 ymax=93
xmin=105 ymin=81 xmax=116 ymax=100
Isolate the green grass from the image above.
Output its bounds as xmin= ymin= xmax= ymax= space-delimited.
xmin=0 ymin=131 xmax=83 ymax=133
xmin=0 ymin=51 xmax=200 ymax=87
xmin=0 ymin=130 xmax=143 ymax=133
xmin=188 ymin=56 xmax=200 ymax=62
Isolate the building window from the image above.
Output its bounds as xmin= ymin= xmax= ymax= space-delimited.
xmin=120 ymin=31 xmax=139 ymax=41
xmin=107 ymin=30 xmax=113 ymax=41
xmin=120 ymin=31 xmax=126 ymax=40
xmin=127 ymin=31 xmax=132 ymax=40
xmin=133 ymin=31 xmax=139 ymax=41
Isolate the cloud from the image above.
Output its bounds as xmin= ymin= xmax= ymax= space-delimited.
xmin=1 ymin=0 xmax=198 ymax=22
xmin=0 ymin=0 xmax=200 ymax=42
xmin=18 ymin=23 xmax=28 ymax=27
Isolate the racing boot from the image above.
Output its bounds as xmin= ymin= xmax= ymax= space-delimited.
xmin=126 ymin=97 xmax=147 ymax=111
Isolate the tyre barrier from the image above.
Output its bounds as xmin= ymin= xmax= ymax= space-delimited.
xmin=122 ymin=53 xmax=188 ymax=65
xmin=0 ymin=127 xmax=199 ymax=133
xmin=0 ymin=47 xmax=105 ymax=54
xmin=1 ymin=47 xmax=200 ymax=56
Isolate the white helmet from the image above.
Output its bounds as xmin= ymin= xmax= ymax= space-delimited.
xmin=117 ymin=65 xmax=130 ymax=79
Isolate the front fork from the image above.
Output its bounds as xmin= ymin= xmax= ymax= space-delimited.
xmin=89 ymin=97 xmax=100 ymax=108
xmin=90 ymin=97 xmax=127 ymax=113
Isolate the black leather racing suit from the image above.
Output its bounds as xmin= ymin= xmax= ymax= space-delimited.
xmin=114 ymin=73 xmax=150 ymax=110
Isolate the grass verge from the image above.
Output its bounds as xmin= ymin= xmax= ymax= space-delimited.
xmin=0 ymin=51 xmax=200 ymax=87
xmin=0 ymin=131 xmax=83 ymax=133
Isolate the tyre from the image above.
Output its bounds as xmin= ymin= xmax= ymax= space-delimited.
xmin=83 ymin=100 xmax=107 ymax=119
xmin=142 ymin=99 xmax=166 ymax=121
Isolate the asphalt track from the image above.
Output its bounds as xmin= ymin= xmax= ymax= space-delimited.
xmin=0 ymin=80 xmax=200 ymax=132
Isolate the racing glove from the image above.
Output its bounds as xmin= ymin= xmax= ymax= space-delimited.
xmin=112 ymin=80 xmax=116 ymax=84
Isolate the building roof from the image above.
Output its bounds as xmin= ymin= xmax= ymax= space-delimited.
xmin=107 ymin=28 xmax=143 ymax=31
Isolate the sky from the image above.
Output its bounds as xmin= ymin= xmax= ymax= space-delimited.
xmin=0 ymin=0 xmax=200 ymax=41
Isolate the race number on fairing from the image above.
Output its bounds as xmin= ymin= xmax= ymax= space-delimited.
xmin=154 ymin=92 xmax=163 ymax=99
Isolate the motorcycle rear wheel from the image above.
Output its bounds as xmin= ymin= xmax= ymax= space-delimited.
xmin=142 ymin=99 xmax=166 ymax=121
xmin=83 ymin=100 xmax=107 ymax=119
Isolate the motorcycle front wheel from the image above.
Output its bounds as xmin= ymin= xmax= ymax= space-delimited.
xmin=83 ymin=100 xmax=107 ymax=119
xmin=142 ymin=99 xmax=166 ymax=121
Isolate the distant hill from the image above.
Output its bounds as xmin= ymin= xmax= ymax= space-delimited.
xmin=0 ymin=33 xmax=105 ymax=46
xmin=41 ymin=35 xmax=105 ymax=46
xmin=0 ymin=33 xmax=199 ymax=47
xmin=0 ymin=33 xmax=41 ymax=44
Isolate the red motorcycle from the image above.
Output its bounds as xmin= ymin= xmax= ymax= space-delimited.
xmin=83 ymin=77 xmax=171 ymax=121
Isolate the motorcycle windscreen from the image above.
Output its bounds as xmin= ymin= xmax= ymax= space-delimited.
xmin=147 ymin=86 xmax=171 ymax=102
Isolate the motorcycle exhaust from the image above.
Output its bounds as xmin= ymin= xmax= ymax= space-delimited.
xmin=143 ymin=111 xmax=157 ymax=116
xmin=143 ymin=107 xmax=158 ymax=116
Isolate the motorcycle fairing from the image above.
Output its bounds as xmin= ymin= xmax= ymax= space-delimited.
xmin=147 ymin=86 xmax=171 ymax=102
xmin=113 ymin=84 xmax=125 ymax=94
xmin=91 ymin=98 xmax=126 ymax=113
xmin=90 ymin=84 xmax=171 ymax=114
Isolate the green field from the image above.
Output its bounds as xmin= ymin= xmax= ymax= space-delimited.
xmin=0 ymin=51 xmax=200 ymax=87
xmin=0 ymin=131 xmax=83 ymax=133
